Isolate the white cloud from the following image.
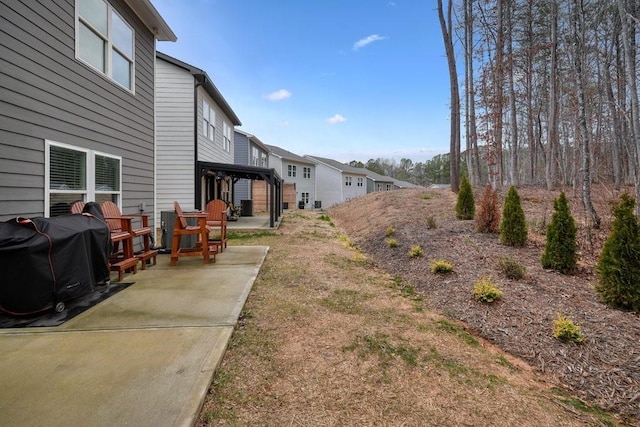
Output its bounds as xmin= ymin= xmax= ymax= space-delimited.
xmin=263 ymin=89 xmax=291 ymax=101
xmin=326 ymin=114 xmax=347 ymax=124
xmin=353 ymin=34 xmax=386 ymax=50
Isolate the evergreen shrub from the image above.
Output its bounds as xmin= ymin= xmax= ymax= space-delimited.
xmin=596 ymin=194 xmax=640 ymax=311
xmin=541 ymin=192 xmax=577 ymax=274
xmin=500 ymin=186 xmax=527 ymax=247
xmin=455 ymin=175 xmax=475 ymax=220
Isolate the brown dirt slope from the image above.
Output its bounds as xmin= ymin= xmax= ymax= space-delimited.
xmin=328 ymin=186 xmax=640 ymax=421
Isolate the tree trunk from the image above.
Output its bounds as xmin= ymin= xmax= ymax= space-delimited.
xmin=574 ymin=0 xmax=601 ymax=228
xmin=506 ymin=0 xmax=519 ymax=186
xmin=464 ymin=0 xmax=481 ymax=186
xmin=494 ymin=0 xmax=505 ymax=186
xmin=546 ymin=0 xmax=559 ymax=191
xmin=437 ymin=0 xmax=461 ymax=192
xmin=617 ymin=0 xmax=640 ymax=214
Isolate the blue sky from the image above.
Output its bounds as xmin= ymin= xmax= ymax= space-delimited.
xmin=152 ymin=0 xmax=451 ymax=164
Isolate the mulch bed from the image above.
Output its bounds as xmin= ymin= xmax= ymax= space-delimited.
xmin=329 ymin=186 xmax=640 ymax=422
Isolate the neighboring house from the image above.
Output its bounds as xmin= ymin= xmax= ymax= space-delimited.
xmin=233 ymin=129 xmax=269 ymax=208
xmin=364 ymin=170 xmax=396 ymax=193
xmin=266 ymin=144 xmax=316 ymax=209
xmin=155 ymin=52 xmax=241 ymax=218
xmin=0 ymin=0 xmax=175 ymax=223
xmin=305 ymin=156 xmax=368 ymax=208
xmin=156 ymin=53 xmax=282 ymax=228
xmin=394 ymin=179 xmax=424 ymax=189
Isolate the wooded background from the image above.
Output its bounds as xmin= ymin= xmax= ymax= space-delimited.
xmin=353 ymin=1 xmax=640 ymax=220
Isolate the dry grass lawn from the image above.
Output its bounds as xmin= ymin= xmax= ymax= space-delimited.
xmin=196 ymin=194 xmax=630 ymax=426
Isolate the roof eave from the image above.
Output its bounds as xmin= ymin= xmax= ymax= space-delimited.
xmin=125 ymin=0 xmax=177 ymax=41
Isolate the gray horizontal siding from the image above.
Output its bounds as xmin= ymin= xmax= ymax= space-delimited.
xmin=0 ymin=0 xmax=158 ymax=221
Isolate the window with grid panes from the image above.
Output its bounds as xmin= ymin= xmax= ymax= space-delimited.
xmin=46 ymin=141 xmax=121 ymax=217
xmin=76 ymin=0 xmax=134 ymax=90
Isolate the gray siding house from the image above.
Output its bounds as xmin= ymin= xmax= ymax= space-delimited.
xmin=305 ymin=155 xmax=368 ymax=207
xmin=364 ymin=170 xmax=395 ymax=193
xmin=0 ymin=0 xmax=175 ymax=223
xmin=233 ymin=129 xmax=269 ymax=206
xmin=266 ymin=144 xmax=316 ymax=209
xmin=155 ymin=52 xmax=242 ymax=226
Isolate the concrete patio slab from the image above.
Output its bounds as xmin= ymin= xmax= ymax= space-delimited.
xmin=0 ymin=245 xmax=268 ymax=427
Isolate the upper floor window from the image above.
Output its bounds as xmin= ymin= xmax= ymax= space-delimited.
xmin=223 ymin=122 xmax=232 ymax=152
xmin=76 ymin=0 xmax=135 ymax=91
xmin=303 ymin=167 xmax=311 ymax=179
xmin=251 ymin=146 xmax=259 ymax=166
xmin=46 ymin=141 xmax=121 ymax=217
xmin=357 ymin=177 xmax=363 ymax=187
xmin=203 ymin=100 xmax=215 ymax=141
xmin=345 ymin=176 xmax=352 ymax=186
xmin=288 ymin=164 xmax=296 ymax=177
xmin=260 ymin=152 xmax=268 ymax=167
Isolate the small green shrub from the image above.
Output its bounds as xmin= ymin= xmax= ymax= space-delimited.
xmin=387 ymin=238 xmax=398 ymax=248
xmin=496 ymin=256 xmax=525 ymax=280
xmin=455 ymin=175 xmax=475 ymax=220
xmin=409 ymin=245 xmax=424 ymax=257
xmin=426 ymin=216 xmax=437 ymax=229
xmin=500 ymin=186 xmax=527 ymax=247
xmin=541 ymin=192 xmax=577 ymax=274
xmin=553 ymin=313 xmax=584 ymax=343
xmin=596 ymin=193 xmax=640 ymax=311
xmin=473 ymin=277 xmax=503 ymax=303
xmin=385 ymin=226 xmax=395 ymax=237
xmin=430 ymin=259 xmax=453 ymax=273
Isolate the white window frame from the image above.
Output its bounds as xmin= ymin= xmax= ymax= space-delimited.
xmin=45 ymin=140 xmax=122 ymax=217
xmin=251 ymin=146 xmax=259 ymax=166
xmin=357 ymin=177 xmax=363 ymax=187
xmin=301 ymin=192 xmax=309 ymax=204
xmin=303 ymin=167 xmax=311 ymax=179
xmin=223 ymin=122 xmax=232 ymax=152
xmin=75 ymin=0 xmax=135 ymax=92
xmin=203 ymin=100 xmax=215 ymax=141
xmin=345 ymin=176 xmax=352 ymax=186
xmin=288 ymin=164 xmax=297 ymax=177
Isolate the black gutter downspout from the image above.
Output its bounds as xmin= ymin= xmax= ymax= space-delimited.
xmin=194 ymin=74 xmax=206 ymax=209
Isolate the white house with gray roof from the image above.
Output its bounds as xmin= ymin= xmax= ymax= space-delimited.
xmin=304 ymin=156 xmax=368 ymax=207
xmin=266 ymin=144 xmax=316 ymax=209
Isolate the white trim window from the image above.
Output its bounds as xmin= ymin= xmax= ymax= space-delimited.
xmin=76 ymin=0 xmax=135 ymax=91
xmin=251 ymin=146 xmax=259 ymax=166
xmin=223 ymin=122 xmax=232 ymax=152
xmin=345 ymin=176 xmax=352 ymax=186
xmin=288 ymin=164 xmax=297 ymax=177
xmin=260 ymin=152 xmax=268 ymax=167
xmin=46 ymin=141 xmax=122 ymax=217
xmin=202 ymin=100 xmax=215 ymax=141
xmin=357 ymin=177 xmax=364 ymax=187
xmin=303 ymin=167 xmax=311 ymax=179
xmin=301 ymin=192 xmax=309 ymax=204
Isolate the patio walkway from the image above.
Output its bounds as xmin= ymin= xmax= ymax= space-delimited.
xmin=0 ymin=246 xmax=268 ymax=427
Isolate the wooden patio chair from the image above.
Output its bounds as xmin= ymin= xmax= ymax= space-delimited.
xmin=101 ymin=201 xmax=158 ymax=270
xmin=69 ymin=200 xmax=136 ymax=281
xmin=205 ymin=199 xmax=228 ymax=252
xmin=170 ymin=201 xmax=217 ymax=266
xmin=69 ymin=200 xmax=85 ymax=214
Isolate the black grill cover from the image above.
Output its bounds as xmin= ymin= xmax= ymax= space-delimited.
xmin=0 ymin=204 xmax=111 ymax=315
